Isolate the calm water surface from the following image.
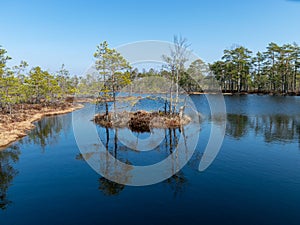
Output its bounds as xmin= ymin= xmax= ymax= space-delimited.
xmin=1 ymin=95 xmax=300 ymax=225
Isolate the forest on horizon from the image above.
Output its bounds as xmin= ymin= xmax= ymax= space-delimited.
xmin=1 ymin=40 xmax=300 ymax=113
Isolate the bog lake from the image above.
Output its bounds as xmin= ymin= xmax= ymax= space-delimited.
xmin=1 ymin=95 xmax=300 ymax=225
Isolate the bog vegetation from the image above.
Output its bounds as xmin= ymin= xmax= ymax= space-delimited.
xmin=1 ymin=39 xmax=300 ymax=115
xmin=0 ymin=47 xmax=78 ymax=114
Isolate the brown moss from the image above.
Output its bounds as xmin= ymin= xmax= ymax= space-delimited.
xmin=93 ymin=113 xmax=113 ymax=128
xmin=0 ymin=103 xmax=84 ymax=148
xmin=93 ymin=110 xmax=191 ymax=132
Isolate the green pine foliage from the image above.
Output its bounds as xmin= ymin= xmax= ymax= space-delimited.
xmin=210 ymin=43 xmax=300 ymax=94
xmin=1 ymin=40 xmax=300 ymax=114
xmin=0 ymin=46 xmax=78 ymax=113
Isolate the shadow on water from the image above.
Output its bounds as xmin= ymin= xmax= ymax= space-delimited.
xmin=0 ymin=145 xmax=20 ymax=210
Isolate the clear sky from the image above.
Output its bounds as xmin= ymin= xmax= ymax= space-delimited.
xmin=1 ymin=0 xmax=300 ymax=75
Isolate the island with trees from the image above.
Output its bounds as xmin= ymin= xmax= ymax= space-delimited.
xmin=1 ymin=38 xmax=300 ymax=147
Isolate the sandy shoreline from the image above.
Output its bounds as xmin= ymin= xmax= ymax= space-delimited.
xmin=0 ymin=104 xmax=84 ymax=149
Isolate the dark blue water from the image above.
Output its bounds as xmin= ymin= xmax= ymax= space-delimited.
xmin=1 ymin=95 xmax=300 ymax=225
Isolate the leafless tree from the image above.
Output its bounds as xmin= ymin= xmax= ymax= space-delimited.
xmin=162 ymin=35 xmax=190 ymax=114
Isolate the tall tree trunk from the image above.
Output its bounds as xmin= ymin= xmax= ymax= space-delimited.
xmin=112 ymin=72 xmax=116 ymax=113
xmin=175 ymin=69 xmax=179 ymax=113
xmin=169 ymin=76 xmax=173 ymax=114
xmin=294 ymin=63 xmax=297 ymax=92
xmin=103 ymin=72 xmax=109 ymax=120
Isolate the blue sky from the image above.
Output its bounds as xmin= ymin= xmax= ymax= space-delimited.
xmin=1 ymin=0 xmax=300 ymax=75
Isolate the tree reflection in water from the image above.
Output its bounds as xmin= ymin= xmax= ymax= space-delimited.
xmin=98 ymin=177 xmax=125 ymax=196
xmin=0 ymin=115 xmax=70 ymax=210
xmin=77 ymin=126 xmax=189 ymax=196
xmin=0 ymin=145 xmax=20 ymax=210
xmin=164 ymin=171 xmax=188 ymax=198
xmin=226 ymin=114 xmax=249 ymax=139
xmin=26 ymin=115 xmax=70 ymax=150
xmin=226 ymin=114 xmax=300 ymax=145
xmin=77 ymin=113 xmax=300 ymax=197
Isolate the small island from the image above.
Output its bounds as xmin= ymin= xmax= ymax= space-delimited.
xmin=94 ymin=109 xmax=191 ymax=132
xmin=1 ymin=37 xmax=300 ymax=148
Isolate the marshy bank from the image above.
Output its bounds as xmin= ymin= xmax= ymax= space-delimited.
xmin=0 ymin=103 xmax=83 ymax=148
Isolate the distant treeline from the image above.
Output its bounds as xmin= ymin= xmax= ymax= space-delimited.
xmin=210 ymin=42 xmax=300 ymax=94
xmin=131 ymin=42 xmax=300 ymax=95
xmin=1 ymin=40 xmax=300 ymax=113
xmin=88 ymin=41 xmax=300 ymax=95
xmin=112 ymin=42 xmax=300 ymax=95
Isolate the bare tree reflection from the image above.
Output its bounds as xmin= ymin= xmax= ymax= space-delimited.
xmin=76 ymin=125 xmax=193 ymax=196
xmin=164 ymin=171 xmax=188 ymax=198
xmin=98 ymin=127 xmax=133 ymax=190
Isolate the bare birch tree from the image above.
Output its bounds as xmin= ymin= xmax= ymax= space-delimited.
xmin=162 ymin=36 xmax=190 ymax=114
